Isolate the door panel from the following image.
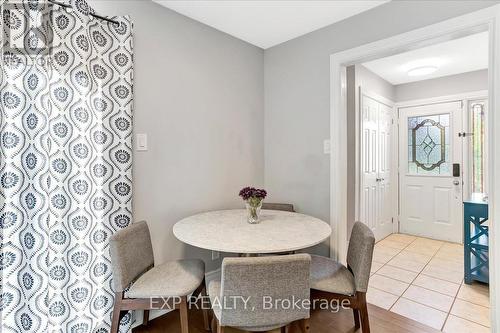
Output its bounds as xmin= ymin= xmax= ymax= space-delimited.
xmin=399 ymin=101 xmax=463 ymax=243
xmin=378 ymin=103 xmax=393 ymax=236
xmin=434 ymin=187 xmax=452 ymax=224
xmin=405 ymin=184 xmax=424 ymax=221
xmin=360 ymin=92 xmax=394 ymax=241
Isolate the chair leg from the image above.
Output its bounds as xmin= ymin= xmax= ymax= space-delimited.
xmin=281 ymin=324 xmax=289 ymax=333
xmin=211 ymin=316 xmax=216 ymax=333
xmin=358 ymin=293 xmax=370 ymax=333
xmin=353 ymin=308 xmax=360 ymax=329
xmin=111 ymin=292 xmax=123 ymax=333
xmin=216 ymin=319 xmax=224 ymax=333
xmin=143 ymin=310 xmax=150 ymax=326
xmin=201 ymin=279 xmax=210 ymax=331
xmin=213 ymin=315 xmax=223 ymax=333
xmin=300 ymin=318 xmax=310 ymax=333
xmin=179 ymin=296 xmax=189 ymax=333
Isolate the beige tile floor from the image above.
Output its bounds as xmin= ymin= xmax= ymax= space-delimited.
xmin=367 ymin=233 xmax=490 ymax=332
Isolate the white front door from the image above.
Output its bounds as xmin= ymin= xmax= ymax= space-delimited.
xmin=360 ymin=91 xmax=394 ymax=241
xmin=399 ymin=101 xmax=463 ymax=243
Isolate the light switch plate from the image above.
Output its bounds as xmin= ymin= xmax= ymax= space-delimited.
xmin=323 ymin=139 xmax=331 ymax=154
xmin=212 ymin=251 xmax=219 ymax=260
xmin=136 ymin=134 xmax=148 ymax=151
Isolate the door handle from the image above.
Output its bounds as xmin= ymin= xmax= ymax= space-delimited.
xmin=453 ymin=180 xmax=460 ymax=186
xmin=376 ymin=178 xmax=384 ymax=182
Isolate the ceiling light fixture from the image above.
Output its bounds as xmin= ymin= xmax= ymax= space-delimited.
xmin=407 ymin=66 xmax=438 ymax=76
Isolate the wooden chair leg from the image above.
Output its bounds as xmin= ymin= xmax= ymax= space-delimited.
xmin=179 ymin=296 xmax=189 ymax=333
xmin=353 ymin=308 xmax=360 ymax=329
xmin=217 ymin=320 xmax=224 ymax=333
xmin=143 ymin=310 xmax=150 ymax=326
xmin=281 ymin=324 xmax=289 ymax=333
xmin=213 ymin=315 xmax=224 ymax=333
xmin=211 ymin=316 xmax=216 ymax=333
xmin=300 ymin=318 xmax=310 ymax=333
xmin=201 ymin=279 xmax=210 ymax=331
xmin=358 ymin=293 xmax=370 ymax=333
xmin=111 ymin=292 xmax=123 ymax=333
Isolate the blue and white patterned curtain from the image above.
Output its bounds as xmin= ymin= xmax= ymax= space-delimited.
xmin=0 ymin=0 xmax=133 ymax=332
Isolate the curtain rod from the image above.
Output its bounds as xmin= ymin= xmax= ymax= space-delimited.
xmin=47 ymin=0 xmax=120 ymax=25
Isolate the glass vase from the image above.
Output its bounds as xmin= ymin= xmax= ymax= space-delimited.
xmin=246 ymin=201 xmax=262 ymax=224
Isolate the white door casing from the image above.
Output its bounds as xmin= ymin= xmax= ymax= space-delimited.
xmin=360 ymin=91 xmax=394 ymax=241
xmin=398 ymin=101 xmax=464 ymax=243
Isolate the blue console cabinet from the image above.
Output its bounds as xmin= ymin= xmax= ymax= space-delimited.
xmin=463 ymin=197 xmax=489 ymax=284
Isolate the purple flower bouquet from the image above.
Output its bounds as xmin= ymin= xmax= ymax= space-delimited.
xmin=239 ymin=187 xmax=267 ymax=224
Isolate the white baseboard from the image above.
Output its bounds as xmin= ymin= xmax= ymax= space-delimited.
xmin=129 ymin=269 xmax=221 ymax=329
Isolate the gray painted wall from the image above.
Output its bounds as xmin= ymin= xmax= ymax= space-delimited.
xmin=395 ymin=69 xmax=488 ymax=102
xmin=90 ymin=0 xmax=264 ymax=271
xmin=264 ymin=1 xmax=496 ymax=256
xmin=355 ymin=65 xmax=396 ymax=102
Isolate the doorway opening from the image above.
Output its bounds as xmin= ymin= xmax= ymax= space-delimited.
xmin=341 ymin=27 xmax=492 ymax=331
xmin=350 ymin=31 xmax=488 ymax=245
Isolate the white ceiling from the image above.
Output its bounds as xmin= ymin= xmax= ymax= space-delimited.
xmin=154 ymin=1 xmax=388 ymax=49
xmin=363 ymin=32 xmax=489 ymax=85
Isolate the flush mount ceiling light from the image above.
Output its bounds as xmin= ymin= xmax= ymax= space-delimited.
xmin=407 ymin=65 xmax=438 ymax=76
xmin=401 ymin=57 xmax=445 ymax=78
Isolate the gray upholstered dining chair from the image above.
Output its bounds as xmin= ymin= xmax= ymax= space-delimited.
xmin=310 ymin=222 xmax=375 ymax=333
xmin=109 ymin=221 xmax=209 ymax=333
xmin=208 ymin=254 xmax=311 ymax=333
xmin=261 ymin=202 xmax=295 ymax=212
xmin=260 ymin=203 xmax=296 ymax=255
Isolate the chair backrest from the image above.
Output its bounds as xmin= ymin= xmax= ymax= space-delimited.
xmin=261 ymin=203 xmax=295 ymax=212
xmin=346 ymin=222 xmax=375 ymax=293
xmin=109 ymin=221 xmax=155 ymax=292
xmin=218 ymin=254 xmax=310 ymax=328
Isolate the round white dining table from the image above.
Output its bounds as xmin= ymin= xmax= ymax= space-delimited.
xmin=173 ymin=209 xmax=332 ymax=254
